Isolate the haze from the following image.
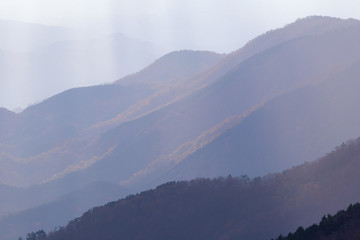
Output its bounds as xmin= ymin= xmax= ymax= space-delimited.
xmin=1 ymin=1 xmax=360 ymax=238
xmin=0 ymin=0 xmax=360 ymax=110
xmin=1 ymin=0 xmax=360 ymax=51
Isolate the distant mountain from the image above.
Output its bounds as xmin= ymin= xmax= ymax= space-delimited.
xmin=93 ymin=50 xmax=225 ymax=132
xmin=188 ymin=16 xmax=360 ymax=89
xmin=0 ymin=84 xmax=155 ymax=186
xmin=157 ymin=59 xmax=360 ymax=182
xmin=0 ymin=50 xmax=223 ymax=188
xmin=0 ymin=19 xmax=75 ymax=52
xmin=7 ymin=16 xmax=360 ymax=191
xmin=0 ymin=182 xmax=129 ymax=240
xmin=39 ymin=138 xmax=360 ymax=240
xmin=0 ymin=179 xmax=96 ymax=219
xmin=95 ymin=16 xmax=359 ymax=132
xmin=4 ymin=16 xmax=360 ymax=238
xmin=117 ymin=50 xmax=225 ymax=87
xmin=115 ymin=18 xmax=360 ymax=189
xmin=0 ymin=178 xmax=129 ymax=220
xmin=0 ymin=107 xmax=17 ymax=140
xmin=273 ymin=203 xmax=360 ymax=240
xmin=0 ymin=183 xmax=24 ymax=217
xmin=0 ymin=49 xmax=225 ymax=234
xmin=0 ymin=20 xmax=167 ymax=110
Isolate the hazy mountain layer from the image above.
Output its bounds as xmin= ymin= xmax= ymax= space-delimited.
xmin=0 ymin=181 xmax=129 ymax=240
xmin=159 ymin=60 xmax=360 ymax=182
xmin=0 ymin=84 xmax=155 ymax=186
xmin=117 ymin=50 xmax=225 ymax=87
xmin=0 ymin=19 xmax=76 ymax=53
xmin=2 ymin=17 xmax=360 ymax=238
xmin=40 ymin=138 xmax=360 ymax=240
xmin=0 ymin=20 xmax=167 ymax=110
xmin=97 ymin=16 xmax=360 ymax=133
xmin=4 ymin=16 xmax=359 ymax=191
xmin=118 ymin=21 xmax=360 ymax=189
xmin=187 ymin=16 xmax=360 ymax=91
xmin=0 ymin=49 xmax=225 ymax=239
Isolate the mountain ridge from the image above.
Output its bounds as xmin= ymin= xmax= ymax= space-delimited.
xmin=117 ymin=22 xmax=360 ymax=189
xmin=161 ymin=58 xmax=360 ymax=183
xmin=37 ymin=137 xmax=360 ymax=240
xmin=0 ymin=181 xmax=129 ymax=240
xmin=2 ymin=16 xmax=360 ymax=239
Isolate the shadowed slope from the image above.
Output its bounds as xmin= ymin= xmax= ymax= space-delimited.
xmin=0 ymin=182 xmax=129 ymax=240
xmin=44 ymin=138 xmax=360 ymax=240
xmin=119 ymin=24 xmax=360 ymax=189
xmin=160 ymin=60 xmax=360 ymax=182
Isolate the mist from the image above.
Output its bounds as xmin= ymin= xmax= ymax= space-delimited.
xmin=1 ymin=0 xmax=360 ymax=110
xmin=1 ymin=1 xmax=360 ymax=240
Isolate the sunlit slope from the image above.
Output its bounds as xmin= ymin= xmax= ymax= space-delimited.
xmin=117 ymin=50 xmax=225 ymax=87
xmin=163 ymin=60 xmax=360 ymax=181
xmin=94 ymin=16 xmax=359 ymax=133
xmin=0 ymin=84 xmax=154 ymax=186
xmin=99 ymin=16 xmax=359 ymax=126
xmin=2 ymin=16 xmax=360 ymax=192
xmin=42 ymin=139 xmax=360 ymax=240
xmin=2 ymin=16 xmax=360 ymax=239
xmin=113 ymin=23 xmax=360 ymax=189
xmin=0 ymin=50 xmax=224 ymax=187
xmin=39 ymin=16 xmax=360 ymax=191
xmin=189 ymin=16 xmax=360 ymax=88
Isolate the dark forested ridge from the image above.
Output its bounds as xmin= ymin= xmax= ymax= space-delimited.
xmin=273 ymin=203 xmax=360 ymax=240
xmin=27 ymin=138 xmax=360 ymax=240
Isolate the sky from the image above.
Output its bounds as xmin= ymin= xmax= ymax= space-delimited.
xmin=1 ymin=0 xmax=360 ymax=111
xmin=1 ymin=0 xmax=360 ymax=53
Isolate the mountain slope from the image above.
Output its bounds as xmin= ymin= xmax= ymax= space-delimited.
xmin=0 ymin=20 xmax=167 ymax=110
xmin=2 ymin=16 xmax=360 ymax=190
xmin=96 ymin=16 xmax=360 ymax=131
xmin=157 ymin=59 xmax=360 ymax=183
xmin=274 ymin=203 xmax=360 ymax=240
xmin=0 ymin=84 xmax=154 ymax=186
xmin=42 ymin=138 xmax=360 ymax=240
xmin=94 ymin=50 xmax=225 ymax=129
xmin=0 ymin=49 xmax=225 ymax=187
xmin=0 ymin=182 xmax=129 ymax=240
xmin=0 ymin=183 xmax=25 ymax=217
xmin=32 ymin=16 xmax=360 ymax=193
xmin=2 ymin=16 xmax=360 ymax=239
xmin=111 ymin=22 xmax=360 ymax=189
xmin=117 ymin=50 xmax=224 ymax=87
xmin=187 ymin=16 xmax=360 ymax=89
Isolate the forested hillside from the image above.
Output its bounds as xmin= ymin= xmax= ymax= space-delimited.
xmin=273 ymin=203 xmax=360 ymax=240
xmin=32 ymin=138 xmax=360 ymax=240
